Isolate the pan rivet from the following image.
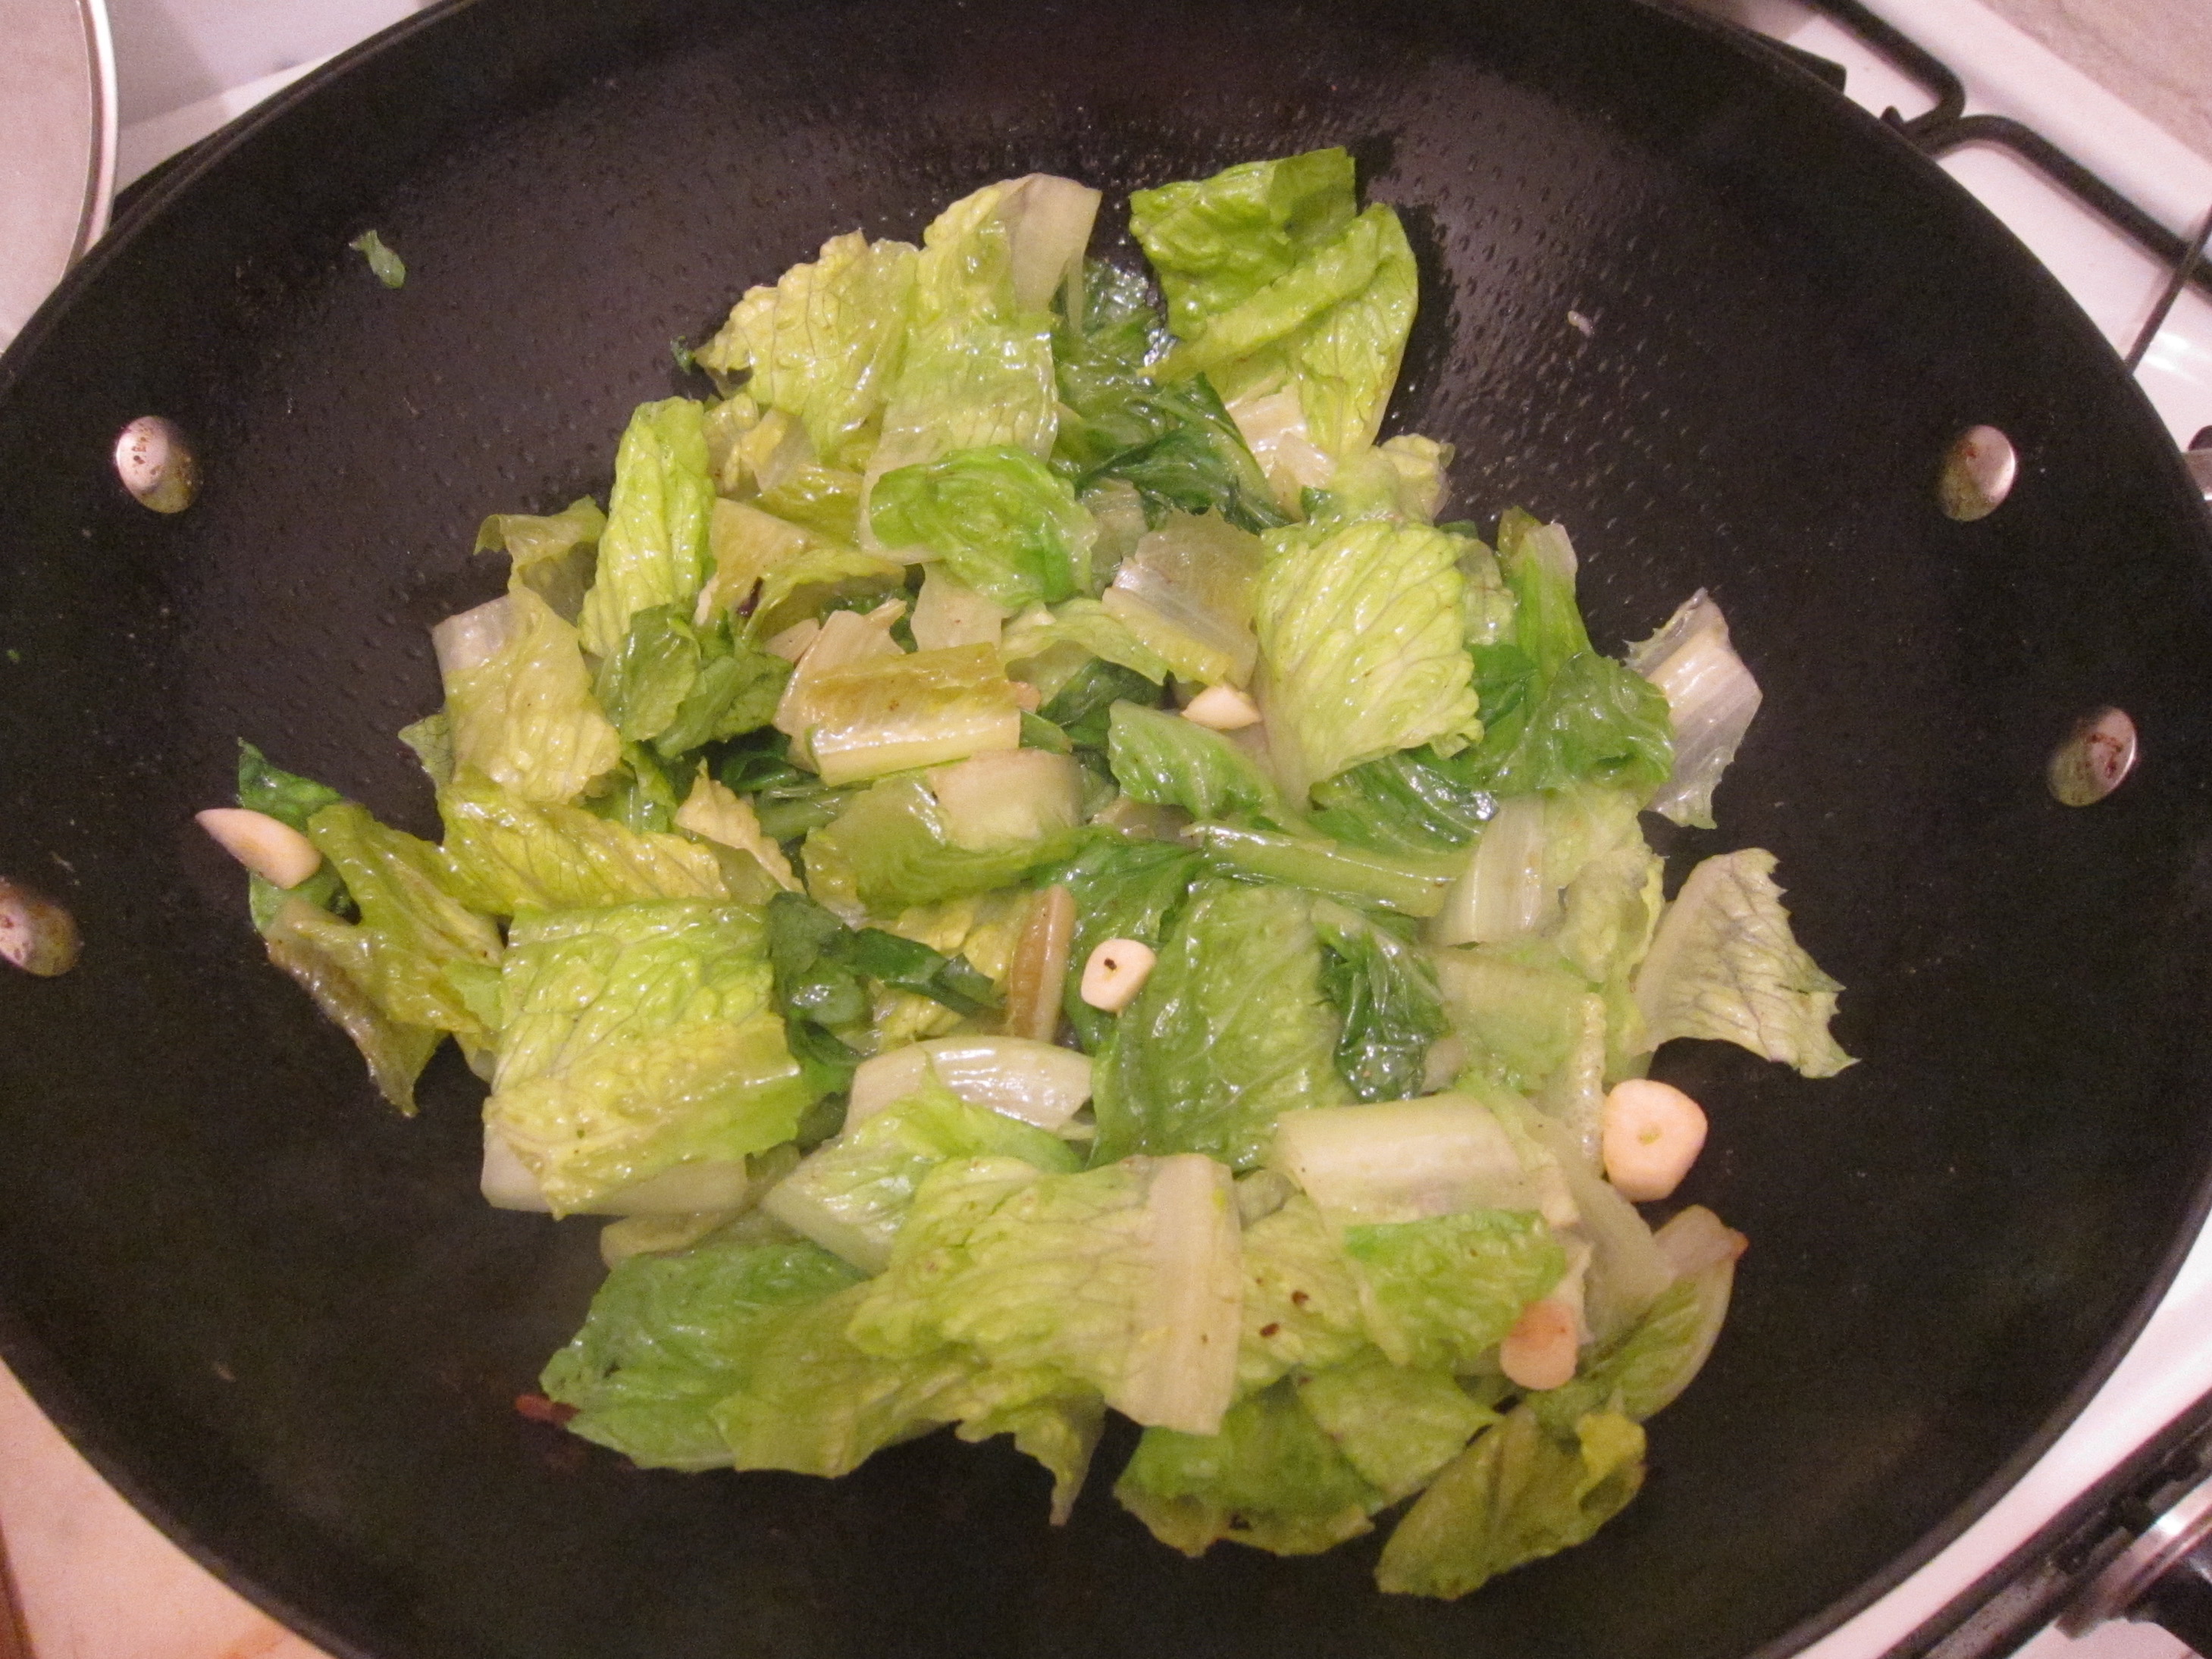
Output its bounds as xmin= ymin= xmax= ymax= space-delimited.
xmin=113 ymin=415 xmax=199 ymax=513
xmin=2048 ymin=708 xmax=2138 ymax=806
xmin=1938 ymin=424 xmax=2016 ymax=521
xmin=0 ymin=876 xmax=80 ymax=976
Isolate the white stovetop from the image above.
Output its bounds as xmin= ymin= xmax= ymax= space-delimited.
xmin=3 ymin=2 xmax=2210 ymax=1657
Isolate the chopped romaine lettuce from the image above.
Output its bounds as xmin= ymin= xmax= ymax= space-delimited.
xmin=475 ymin=496 xmax=604 ymax=621
xmin=577 ymin=398 xmax=715 ymax=658
xmin=1038 ymin=833 xmax=1202 ymax=1050
xmin=1308 ymin=744 xmax=1497 ymax=857
xmin=262 ymin=897 xmax=443 ymax=1112
xmin=1104 ymin=702 xmax=1277 ymax=821
xmin=1092 ymin=878 xmax=1349 ymax=1168
xmin=1236 ymin=1194 xmax=1369 ymax=1392
xmin=801 ymin=774 xmax=1082 ymax=917
xmin=1297 ymin=1355 xmax=1498 ymax=1503
xmin=434 ymin=588 xmax=622 ymax=804
xmin=440 ymin=775 xmax=738 ymax=912
xmin=1627 ymin=589 xmax=1764 ymax=829
xmin=872 ymin=446 xmax=1095 ymax=607
xmin=1345 ymin=1209 xmax=1564 ymax=1371
xmin=236 ymin=743 xmax=352 ymax=927
xmin=1310 ymin=899 xmax=1448 ymax=1101
xmin=1253 ymin=518 xmax=1482 ymax=803
xmin=1634 ymin=849 xmax=1853 ymax=1078
xmin=776 ymin=639 xmax=1023 ymax=787
xmin=1101 ymin=513 xmax=1266 ymax=688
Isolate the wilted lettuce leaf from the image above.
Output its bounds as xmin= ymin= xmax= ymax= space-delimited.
xmin=1002 ymin=599 xmax=1173 ymax=693
xmin=476 ymin=496 xmax=605 ymax=620
xmin=1455 ymin=512 xmax=1673 ymax=798
xmin=872 ymin=447 xmax=1093 ymax=608
xmin=1346 ymin=1210 xmax=1564 ymax=1372
xmin=442 ymin=588 xmax=622 ymax=805
xmin=1634 ymin=848 xmax=1853 ymax=1078
xmin=1377 ymin=1407 xmax=1646 ymax=1598
xmin=1308 ymin=744 xmax=1496 ymax=857
xmin=777 ymin=641 xmax=1024 ymax=787
xmin=1184 ymin=824 xmax=1457 ymax=919
xmin=1254 ymin=518 xmax=1483 ymax=803
xmin=1050 ymin=260 xmax=1286 ymax=534
xmin=1092 ymin=877 xmax=1349 ymax=1169
xmin=1101 ymin=512 xmax=1266 ymax=689
xmin=801 ymin=775 xmax=1080 ymax=917
xmin=594 ymin=605 xmax=788 ymax=759
xmin=697 ymin=230 xmax=918 ymax=470
xmin=1131 ymin=149 xmax=1416 ymax=457
xmin=487 ymin=900 xmax=815 ymax=1213
xmin=1297 ymin=1355 xmax=1498 ymax=1503
xmin=762 ymin=1075 xmax=1082 ymax=1271
xmin=1311 ymin=898 xmax=1446 ymax=1103
xmin=870 ymin=181 xmax=1060 ymax=477
xmin=1528 ymin=1257 xmax=1737 ymax=1436
xmin=1037 ymin=832 xmax=1202 ymax=1050
xmin=303 ymin=801 xmax=502 ymax=1044
xmin=440 ymin=775 xmax=735 ymax=912
xmin=578 ymin=399 xmax=715 ymax=658
xmin=540 ymin=1234 xmax=865 ymax=1470
xmin=848 ymin=1153 xmax=1241 ymax=1436
xmin=237 ymin=743 xmax=352 ymax=927
xmin=1431 ymin=942 xmax=1596 ymax=1097
xmin=1039 ymin=659 xmax=1167 ymax=750
xmin=1116 ymin=1379 xmax=1381 ymax=1557
xmin=262 ymin=897 xmax=443 ymax=1113
xmin=1105 ymin=702 xmax=1277 ymax=822
xmin=1236 ymin=1194 xmax=1368 ymax=1393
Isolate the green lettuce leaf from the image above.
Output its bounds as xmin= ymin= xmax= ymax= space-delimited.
xmin=440 ymin=775 xmax=736 ymax=912
xmin=1308 ymin=744 xmax=1496 ymax=857
xmin=1101 ymin=512 xmax=1266 ymax=689
xmin=593 ymin=605 xmax=788 ymax=758
xmin=486 ymin=900 xmax=815 ymax=1213
xmin=261 ymin=897 xmax=443 ymax=1113
xmin=236 ymin=743 xmax=352 ymax=927
xmin=1236 ymin=1193 xmax=1369 ymax=1393
xmin=475 ymin=496 xmax=605 ymax=620
xmin=848 ymin=1152 xmax=1242 ymax=1435
xmin=1037 ymin=659 xmax=1168 ymax=750
xmin=801 ymin=775 xmax=1080 ymax=917
xmin=1297 ymin=1354 xmax=1498 ymax=1503
xmin=1037 ymin=833 xmax=1202 ymax=1050
xmin=437 ymin=588 xmax=622 ymax=805
xmin=1633 ymin=848 xmax=1853 ymax=1078
xmin=303 ymin=800 xmax=502 ymax=1043
xmin=871 ymin=446 xmax=1094 ymax=608
xmin=760 ymin=1074 xmax=1082 ymax=1271
xmin=577 ymin=399 xmax=715 ymax=658
xmin=1132 ymin=149 xmax=1416 ymax=457
xmin=1311 ymin=898 xmax=1447 ymax=1103
xmin=1528 ymin=1255 xmax=1737 ymax=1436
xmin=1253 ymin=518 xmax=1482 ymax=803
xmin=1050 ymin=260 xmax=1286 ymax=534
xmin=1116 ymin=1379 xmax=1382 ymax=1557
xmin=1002 ymin=598 xmax=1173 ymax=693
xmin=1185 ymin=823 xmax=1458 ymax=918
xmin=1346 ymin=1210 xmax=1565 ymax=1372
xmin=1092 ymin=877 xmax=1349 ymax=1168
xmin=540 ymin=1234 xmax=865 ymax=1470
xmin=1104 ymin=702 xmax=1277 ymax=821
xmin=1455 ymin=512 xmax=1674 ymax=797
xmin=775 ymin=640 xmax=1025 ymax=787
xmin=1376 ymin=1407 xmax=1646 ymax=1598
xmin=1431 ymin=942 xmax=1596 ymax=1097
xmin=696 ymin=230 xmax=918 ymax=470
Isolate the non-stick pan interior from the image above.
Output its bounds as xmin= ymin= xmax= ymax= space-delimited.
xmin=3 ymin=2 xmax=2211 ymax=1656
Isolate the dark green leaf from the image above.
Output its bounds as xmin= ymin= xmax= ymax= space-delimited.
xmin=237 ymin=743 xmax=344 ymax=832
xmin=1039 ymin=834 xmax=1203 ymax=1050
xmin=1041 ymin=657 xmax=1164 ymax=749
xmin=1311 ymin=899 xmax=1448 ymax=1102
xmin=1308 ymin=745 xmax=1497 ymax=856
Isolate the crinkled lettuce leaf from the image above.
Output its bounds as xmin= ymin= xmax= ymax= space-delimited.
xmin=697 ymin=230 xmax=918 ymax=470
xmin=1093 ymin=877 xmax=1349 ymax=1168
xmin=1308 ymin=744 xmax=1496 ymax=857
xmin=872 ymin=446 xmax=1094 ymax=608
xmin=476 ymin=496 xmax=604 ymax=621
xmin=440 ymin=588 xmax=622 ymax=805
xmin=440 ymin=775 xmax=738 ymax=913
xmin=486 ymin=900 xmax=814 ymax=1213
xmin=1115 ymin=1379 xmax=1380 ymax=1557
xmin=1051 ymin=260 xmax=1286 ymax=534
xmin=1297 ymin=1355 xmax=1498 ymax=1504
xmin=1254 ymin=518 xmax=1483 ymax=803
xmin=1104 ymin=702 xmax=1277 ymax=822
xmin=577 ymin=398 xmax=715 ymax=657
xmin=1038 ymin=833 xmax=1202 ymax=1050
xmin=1634 ymin=848 xmax=1853 ymax=1078
xmin=761 ymin=1073 xmax=1081 ymax=1271
xmin=801 ymin=774 xmax=1080 ymax=918
xmin=262 ymin=897 xmax=443 ymax=1113
xmin=1377 ymin=1407 xmax=1646 ymax=1598
xmin=1132 ymin=149 xmax=1416 ymax=458
xmin=594 ymin=605 xmax=788 ymax=758
xmin=1311 ymin=898 xmax=1447 ymax=1103
xmin=540 ymin=1234 xmax=865 ymax=1470
xmin=1345 ymin=1210 xmax=1564 ymax=1372
xmin=1236 ymin=1193 xmax=1368 ymax=1393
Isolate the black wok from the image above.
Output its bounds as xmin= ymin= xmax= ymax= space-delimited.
xmin=3 ymin=2 xmax=2210 ymax=1656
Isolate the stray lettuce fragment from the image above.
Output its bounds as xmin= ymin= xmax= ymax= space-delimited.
xmin=1092 ymin=878 xmax=1349 ymax=1168
xmin=1116 ymin=1379 xmax=1382 ymax=1557
xmin=476 ymin=496 xmax=604 ymax=620
xmin=1376 ymin=1407 xmax=1646 ymax=1598
xmin=848 ymin=1151 xmax=1242 ymax=1435
xmin=1253 ymin=518 xmax=1483 ymax=803
xmin=1104 ymin=701 xmax=1277 ymax=822
xmin=578 ymin=398 xmax=715 ymax=658
xmin=1633 ymin=849 xmax=1853 ymax=1078
xmin=1311 ymin=898 xmax=1447 ymax=1103
xmin=872 ymin=446 xmax=1095 ymax=608
xmin=760 ymin=1072 xmax=1081 ymax=1271
xmin=1626 ymin=589 xmax=1764 ymax=829
xmin=485 ymin=901 xmax=815 ymax=1213
xmin=349 ymin=229 xmax=406 ymax=287
xmin=1131 ymin=149 xmax=1416 ymax=459
xmin=433 ymin=588 xmax=622 ymax=806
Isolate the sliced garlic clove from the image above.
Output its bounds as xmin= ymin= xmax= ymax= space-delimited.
xmin=1499 ymin=1297 xmax=1580 ymax=1391
xmin=1181 ymin=684 xmax=1261 ymax=731
xmin=1601 ymin=1077 xmax=1709 ymax=1203
xmin=1079 ymin=937 xmax=1156 ymax=1013
xmin=196 ymin=807 xmax=324 ymax=889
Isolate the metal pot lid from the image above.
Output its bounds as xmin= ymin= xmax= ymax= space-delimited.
xmin=0 ymin=0 xmax=115 ymax=350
